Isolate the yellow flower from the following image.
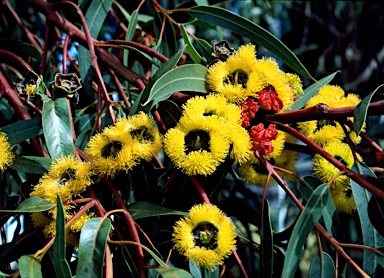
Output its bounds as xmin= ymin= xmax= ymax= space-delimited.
xmin=25 ymin=84 xmax=37 ymax=98
xmin=206 ymin=45 xmax=259 ymax=103
xmin=163 ymin=117 xmax=230 ymax=176
xmin=297 ymin=121 xmax=345 ymax=146
xmin=86 ymin=131 xmax=137 ymax=177
xmin=172 ymin=203 xmax=237 ymax=271
xmin=313 ymin=141 xmax=359 ymax=214
xmin=265 ymin=130 xmax=287 ymax=160
xmin=112 ymin=112 xmax=162 ymax=161
xmin=30 ymin=156 xmax=93 ymax=203
xmin=285 ymin=72 xmax=304 ymax=98
xmin=0 ymin=132 xmax=14 ymax=171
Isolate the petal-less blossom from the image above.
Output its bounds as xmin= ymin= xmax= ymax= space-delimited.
xmin=313 ymin=141 xmax=359 ymax=214
xmin=30 ymin=156 xmax=93 ymax=203
xmin=163 ymin=117 xmax=230 ymax=176
xmin=172 ymin=203 xmax=237 ymax=271
xmin=285 ymin=72 xmax=304 ymax=99
xmin=112 ymin=112 xmax=162 ymax=161
xmin=0 ymin=132 xmax=14 ymax=171
xmin=206 ymin=45 xmax=259 ymax=103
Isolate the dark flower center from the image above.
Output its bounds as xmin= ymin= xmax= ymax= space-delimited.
xmin=59 ymin=168 xmax=76 ymax=185
xmin=131 ymin=126 xmax=154 ymax=143
xmin=224 ymin=69 xmax=248 ymax=88
xmin=192 ymin=222 xmax=218 ymax=250
xmin=102 ymin=141 xmax=123 ymax=158
xmin=185 ymin=130 xmax=210 ymax=153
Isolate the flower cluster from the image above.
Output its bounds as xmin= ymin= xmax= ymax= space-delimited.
xmin=30 ymin=156 xmax=94 ymax=245
xmin=172 ymin=203 xmax=237 ymax=270
xmin=86 ymin=112 xmax=162 ymax=177
xmin=298 ymin=85 xmax=362 ymax=214
xmin=0 ymin=132 xmax=14 ymax=171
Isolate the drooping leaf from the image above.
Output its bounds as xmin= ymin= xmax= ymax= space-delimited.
xmin=130 ymin=47 xmax=185 ymax=114
xmin=282 ymin=184 xmax=329 ymax=277
xmin=76 ymin=217 xmax=111 ymax=278
xmin=11 ymin=156 xmax=52 ymax=175
xmin=19 ymin=255 xmax=42 ymax=278
xmin=128 ymin=201 xmax=187 ymax=220
xmin=188 ymin=5 xmax=314 ymax=80
xmin=368 ymin=196 xmax=384 ymax=237
xmin=353 ymin=84 xmax=384 ymax=136
xmin=288 ymin=71 xmax=339 ymax=111
xmin=0 ymin=118 xmax=43 ymax=145
xmin=308 ymin=252 xmax=335 ymax=278
xmin=52 ymin=195 xmax=72 ymax=278
xmin=123 ymin=9 xmax=139 ymax=67
xmin=261 ymin=200 xmax=273 ymax=278
xmin=42 ymin=97 xmax=74 ymax=159
xmin=0 ymin=198 xmax=55 ymax=213
xmin=143 ymin=64 xmax=208 ymax=108
xmin=78 ymin=0 xmax=113 ymax=101
xmin=351 ymin=162 xmax=384 ymax=276
xmin=189 ymin=261 xmax=202 ymax=278
xmin=180 ymin=24 xmax=202 ymax=64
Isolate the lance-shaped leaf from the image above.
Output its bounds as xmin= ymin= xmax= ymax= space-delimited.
xmin=0 ymin=198 xmax=55 ymax=213
xmin=42 ymin=97 xmax=74 ymax=159
xmin=288 ymin=71 xmax=339 ymax=111
xmin=188 ymin=5 xmax=313 ymax=80
xmin=354 ymin=84 xmax=384 ymax=136
xmin=0 ymin=118 xmax=42 ymax=145
xmin=282 ymin=184 xmax=329 ymax=277
xmin=128 ymin=201 xmax=187 ymax=220
xmin=76 ymin=217 xmax=111 ymax=278
xmin=11 ymin=156 xmax=52 ymax=175
xmin=19 ymin=255 xmax=42 ymax=278
xmin=309 ymin=252 xmax=335 ymax=278
xmin=261 ymin=200 xmax=273 ymax=278
xmin=52 ymin=195 xmax=72 ymax=278
xmin=143 ymin=64 xmax=208 ymax=108
xmin=351 ymin=162 xmax=384 ymax=275
xmin=180 ymin=24 xmax=202 ymax=64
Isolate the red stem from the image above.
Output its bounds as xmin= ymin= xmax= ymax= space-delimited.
xmin=190 ymin=176 xmax=211 ymax=204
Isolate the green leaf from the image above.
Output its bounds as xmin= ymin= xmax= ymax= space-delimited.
xmin=19 ymin=255 xmax=42 ymax=278
xmin=0 ymin=198 xmax=55 ymax=213
xmin=282 ymin=184 xmax=329 ymax=277
xmin=76 ymin=217 xmax=111 ymax=278
xmin=351 ymin=162 xmax=384 ymax=276
xmin=153 ymin=267 xmax=193 ymax=278
xmin=130 ymin=47 xmax=185 ymax=115
xmin=188 ymin=5 xmax=313 ymax=80
xmin=0 ymin=118 xmax=43 ymax=145
xmin=52 ymin=195 xmax=72 ymax=278
xmin=143 ymin=64 xmax=208 ymax=108
xmin=261 ymin=200 xmax=273 ymax=278
xmin=308 ymin=252 xmax=335 ymax=278
xmin=42 ymin=97 xmax=74 ymax=159
xmin=11 ymin=155 xmax=52 ymax=175
xmin=368 ymin=196 xmax=384 ymax=237
xmin=128 ymin=201 xmax=187 ymax=220
xmin=354 ymin=84 xmax=384 ymax=136
xmin=288 ymin=71 xmax=339 ymax=111
xmin=78 ymin=0 xmax=113 ymax=101
xmin=189 ymin=261 xmax=202 ymax=278
xmin=180 ymin=25 xmax=202 ymax=64
xmin=123 ymin=9 xmax=139 ymax=67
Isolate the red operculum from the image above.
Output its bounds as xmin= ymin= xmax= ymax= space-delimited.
xmin=240 ymin=98 xmax=260 ymax=128
xmin=249 ymin=123 xmax=278 ymax=155
xmin=257 ymin=86 xmax=283 ymax=112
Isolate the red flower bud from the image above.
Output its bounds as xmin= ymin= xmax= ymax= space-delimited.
xmin=240 ymin=98 xmax=260 ymax=128
xmin=257 ymin=86 xmax=283 ymax=112
xmin=249 ymin=123 xmax=278 ymax=155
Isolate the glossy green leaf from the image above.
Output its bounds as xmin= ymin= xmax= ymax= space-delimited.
xmin=282 ymin=184 xmax=329 ymax=277
xmin=180 ymin=24 xmax=202 ymax=64
xmin=19 ymin=255 xmax=42 ymax=278
xmin=196 ymin=38 xmax=213 ymax=63
xmin=130 ymin=47 xmax=185 ymax=114
xmin=351 ymin=161 xmax=384 ymax=276
xmin=354 ymin=84 xmax=384 ymax=136
xmin=189 ymin=261 xmax=202 ymax=278
xmin=76 ymin=217 xmax=111 ymax=278
xmin=188 ymin=5 xmax=313 ymax=80
xmin=42 ymin=97 xmax=74 ymax=159
xmin=129 ymin=201 xmax=187 ymax=220
xmin=0 ymin=118 xmax=42 ymax=145
xmin=11 ymin=155 xmax=52 ymax=175
xmin=78 ymin=0 xmax=113 ymax=101
xmin=52 ymin=195 xmax=72 ymax=278
xmin=308 ymin=252 xmax=335 ymax=278
xmin=368 ymin=196 xmax=384 ymax=237
xmin=143 ymin=64 xmax=208 ymax=108
xmin=123 ymin=9 xmax=139 ymax=67
xmin=288 ymin=71 xmax=339 ymax=111
xmin=153 ymin=267 xmax=193 ymax=278
xmin=0 ymin=197 xmax=55 ymax=213
xmin=261 ymin=200 xmax=273 ymax=278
